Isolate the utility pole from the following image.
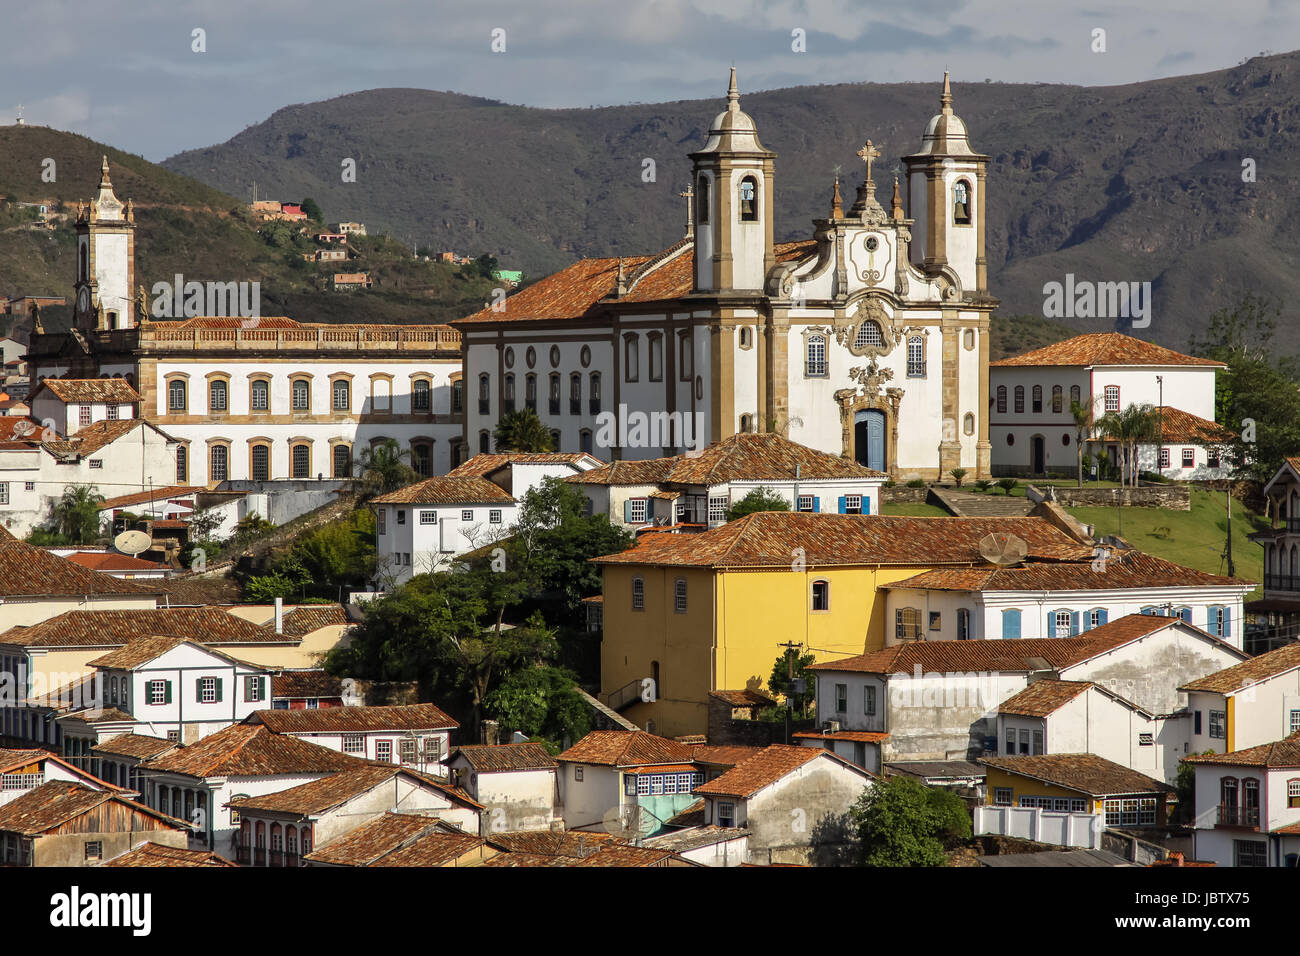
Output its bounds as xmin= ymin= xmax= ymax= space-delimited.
xmin=1225 ymin=479 xmax=1235 ymax=577
xmin=1156 ymin=376 xmax=1164 ymax=479
xmin=777 ymin=640 xmax=802 ymax=745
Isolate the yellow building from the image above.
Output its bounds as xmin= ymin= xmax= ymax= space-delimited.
xmin=594 ymin=512 xmax=1091 ymax=737
xmin=982 ymin=753 xmax=1172 ymax=828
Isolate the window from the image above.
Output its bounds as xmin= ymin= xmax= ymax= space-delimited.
xmin=1104 ymin=385 xmax=1120 ymax=412
xmin=624 ymin=337 xmax=639 ymax=383
xmin=994 ymin=788 xmax=1013 ymax=806
xmin=1234 ymin=840 xmax=1267 ymax=867
xmin=1033 ymin=729 xmax=1044 ymax=755
xmin=717 ymin=800 xmax=736 ymax=827
xmin=626 ymin=498 xmax=648 ymax=524
xmin=649 ymin=337 xmax=663 ymax=382
xmin=332 ymin=444 xmax=351 ymax=479
xmin=478 ymin=373 xmax=491 ymax=415
xmin=210 ymin=445 xmax=229 ymax=482
xmin=396 ymin=509 xmax=407 ymax=526
xmin=574 ymin=766 xmax=584 ymax=782
xmin=209 ymin=380 xmax=228 ymax=413
xmin=244 ymin=676 xmax=264 ymax=702
xmin=906 ymin=336 xmax=925 ymax=377
xmin=964 ymin=412 xmax=975 ymax=436
xmin=1208 ymin=450 xmax=1221 ymax=469
xmin=570 ymin=373 xmax=582 ymax=414
xmin=680 ymin=336 xmax=693 ymax=380
xmin=0 ymin=483 xmax=7 ymax=506
xmin=84 ymin=841 xmax=103 ymax=862
xmin=589 ymin=372 xmax=602 ymax=414
xmin=424 ymin=737 xmax=442 ymax=762
xmin=1103 ymin=798 xmax=1156 ymax=826
xmin=148 ymin=680 xmax=170 ymax=705
xmin=1031 ymin=385 xmax=1042 ymax=413
xmin=957 ymin=608 xmax=970 ymax=640
xmin=1087 ymin=608 xmax=1107 ymax=630
xmin=75 ymin=403 xmax=91 ymax=428
xmin=411 ymin=442 xmax=432 ymax=477
xmin=405 ymin=378 xmax=429 ymax=413
xmin=708 ymin=497 xmax=728 ymax=523
xmin=895 ymin=607 xmax=921 ymax=641
xmin=250 ymin=379 xmax=269 ymax=411
xmin=333 ymin=379 xmax=351 ymax=411
xmin=739 ymin=413 xmax=753 ymax=433
xmin=835 ymin=683 xmax=848 ymax=713
xmin=1051 ymin=385 xmax=1063 ymax=414
xmin=417 ymin=510 xmax=437 ymax=526
xmin=291 ymin=379 xmax=309 ymax=411
xmin=546 ymin=373 xmax=561 ymax=415
xmin=697 ymin=176 xmax=710 ymax=224
xmin=855 ymin=321 xmax=884 ymax=349
xmin=996 ymin=386 xmax=1007 ymax=414
xmin=168 ymin=379 xmax=187 ymax=412
xmin=843 ymin=495 xmax=862 ymax=515
xmin=376 ymin=740 xmax=392 ymax=763
xmin=929 ymin=611 xmax=942 ymax=631
xmin=632 ymin=577 xmax=645 ymax=610
xmin=1289 ymin=779 xmax=1300 ymax=809
xmin=251 ymin=444 xmax=270 ymax=482
xmin=1069 ymin=385 xmax=1080 ymax=406
xmin=489 ymin=509 xmax=502 ymax=524
xmin=953 ymin=179 xmax=971 ymax=224
xmin=452 ymin=379 xmax=463 ymax=413
xmin=106 ymin=404 xmax=119 ymax=420
xmin=525 ymin=374 xmax=537 ymax=412
xmin=1291 ymin=710 xmax=1300 ymax=734
xmin=399 ymin=739 xmax=417 ymax=765
xmin=739 ymin=176 xmax=758 ymax=221
xmin=1182 ymin=448 xmax=1195 ymax=468
xmin=460 ymin=509 xmax=474 ymax=522
xmin=479 ymin=431 xmax=490 ymax=455
xmin=864 ymin=685 xmax=876 ymax=716
xmin=797 ymin=495 xmax=815 ymax=513
xmin=199 ymin=677 xmax=218 ymax=703
xmin=88 ymin=458 xmax=103 ymax=470
xmin=1159 ymin=448 xmax=1170 ymax=469
xmin=1052 ymin=609 xmax=1074 ymax=638
xmin=674 ymin=579 xmax=687 ymax=613
xmin=1207 ymin=605 xmax=1230 ymax=638
xmin=1014 ymin=386 xmax=1025 ymax=414
xmin=806 ymin=335 xmax=827 ymax=377
xmin=811 ymin=580 xmax=829 ymax=611
xmin=291 ymin=443 xmax=310 ymax=479
xmin=1002 ymin=608 xmax=1022 ymax=639
xmin=1018 ymin=729 xmax=1030 ymax=755
xmin=1139 ymin=733 xmax=1154 ymax=747
xmin=24 ymin=481 xmax=33 ymax=492
xmin=1209 ymin=710 xmax=1226 ymax=739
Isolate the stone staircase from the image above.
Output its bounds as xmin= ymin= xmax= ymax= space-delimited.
xmin=929 ymin=486 xmax=1035 ymax=518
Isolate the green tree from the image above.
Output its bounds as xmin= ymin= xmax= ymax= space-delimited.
xmin=290 ymin=509 xmax=377 ymax=592
xmin=352 ymin=439 xmax=418 ymax=501
xmin=51 ymin=485 xmax=105 ymax=544
xmin=726 ymin=486 xmax=790 ymax=521
xmin=1069 ymin=396 xmax=1096 ymax=487
xmin=768 ymin=649 xmax=816 ymax=716
xmin=850 ymin=775 xmax=971 ymax=866
xmin=483 ymin=663 xmax=593 ymax=751
xmin=300 ymin=197 xmax=324 ymax=222
xmin=996 ymin=477 xmax=1018 ymax=496
xmin=1095 ymin=403 xmax=1159 ymax=487
xmin=493 ymin=409 xmax=554 ymax=453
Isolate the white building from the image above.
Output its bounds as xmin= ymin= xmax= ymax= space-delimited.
xmin=455 ymin=72 xmax=996 ymax=481
xmin=554 ymin=730 xmax=701 ymax=831
xmin=989 ymin=332 xmax=1227 ymax=478
xmin=446 ymin=742 xmax=559 ymax=831
xmin=1185 ymin=734 xmax=1300 ymax=867
xmin=247 ymin=704 xmax=458 ymax=767
xmin=564 ymin=432 xmax=886 ymax=530
xmin=1247 ymin=457 xmax=1300 ymax=651
xmin=1181 ymin=641 xmax=1300 ymax=755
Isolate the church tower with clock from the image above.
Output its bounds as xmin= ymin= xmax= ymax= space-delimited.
xmin=73 ymin=157 xmax=136 ymax=332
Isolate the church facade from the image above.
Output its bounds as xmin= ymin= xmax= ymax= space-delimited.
xmin=453 ymin=72 xmax=996 ymax=480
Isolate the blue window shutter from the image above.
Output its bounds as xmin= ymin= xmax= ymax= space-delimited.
xmin=862 ymin=496 xmax=871 ymax=515
xmin=1047 ymin=612 xmax=1054 ymax=638
xmin=837 ymin=496 xmax=847 ymax=514
xmin=1207 ymin=608 xmax=1219 ymax=637
xmin=1003 ymin=610 xmax=1020 ymax=639
xmin=1098 ymin=608 xmax=1108 ymax=625
xmin=1070 ymin=611 xmax=1080 ymax=636
xmin=1223 ymin=607 xmax=1231 ymax=638
xmin=812 ymin=496 xmax=820 ymax=513
xmin=623 ymin=500 xmax=634 ymax=522
xmin=1180 ymin=607 xmax=1193 ymax=624
xmin=1081 ymin=611 xmax=1091 ymax=632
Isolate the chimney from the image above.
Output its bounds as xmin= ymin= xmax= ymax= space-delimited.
xmin=274 ymin=596 xmax=283 ymax=635
xmin=480 ymin=719 xmax=499 ymax=746
xmin=1169 ymin=851 xmax=1184 ymax=867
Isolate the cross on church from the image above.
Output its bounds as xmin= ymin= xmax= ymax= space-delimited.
xmin=679 ymin=183 xmax=695 ymax=237
xmin=15 ymin=104 xmax=23 ymax=125
xmin=857 ymin=140 xmax=881 ymax=183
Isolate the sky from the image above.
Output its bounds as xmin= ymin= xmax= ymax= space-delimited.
xmin=4 ymin=0 xmax=1299 ymax=161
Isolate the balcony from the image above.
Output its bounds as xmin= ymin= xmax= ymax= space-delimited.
xmin=478 ymin=399 xmax=490 ymax=416
xmin=549 ymin=399 xmax=561 ymax=416
xmin=236 ymin=844 xmax=251 ymax=865
xmin=1265 ymin=575 xmax=1300 ymax=593
xmin=570 ymin=398 xmax=581 ymax=415
xmin=589 ymin=398 xmax=602 ymax=415
xmin=1217 ymin=804 xmax=1260 ymax=828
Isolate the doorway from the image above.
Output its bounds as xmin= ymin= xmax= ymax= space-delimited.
xmin=1031 ymin=435 xmax=1046 ymax=475
xmin=854 ymin=409 xmax=886 ymax=472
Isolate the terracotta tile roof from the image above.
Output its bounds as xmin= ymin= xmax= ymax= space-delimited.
xmin=1181 ymin=641 xmax=1300 ymax=695
xmin=449 ymin=743 xmax=557 ymax=772
xmin=487 ymin=830 xmax=620 ymax=857
xmin=624 ymin=763 xmax=698 ymax=775
xmin=997 ymin=680 xmax=1095 ymax=717
xmin=569 ymin=844 xmax=691 ymax=867
xmin=1183 ymin=731 xmax=1300 ymax=769
xmin=87 ymin=635 xmax=256 ymax=670
xmin=155 ymin=316 xmax=456 ymax=335
xmin=272 ymin=604 xmax=350 ymax=636
xmin=887 ymin=550 xmax=1249 ymax=591
xmin=641 ymin=824 xmax=748 ymax=853
xmin=453 ymin=240 xmax=814 ymax=326
xmin=102 ymin=842 xmax=236 ymax=867
xmin=791 ymin=730 xmax=890 ymax=743
xmin=63 ymin=552 xmax=166 ymax=573
xmin=1149 ymin=407 xmax=1235 ymax=445
xmin=808 ymin=614 xmax=1212 ymax=676
xmin=447 ymin=452 xmax=600 ymax=477
xmin=0 ymin=781 xmax=185 ymax=835
xmin=990 ymin=333 xmax=1226 ymax=368
xmin=664 ymin=800 xmax=706 ymax=828
xmin=251 ymin=703 xmax=458 ymax=734
xmin=0 ymin=540 xmax=161 ymax=600
xmin=92 ymin=734 xmax=178 ymax=761
xmin=370 ymin=475 xmax=514 ymax=505
xmin=0 ymin=748 xmax=63 ymax=772
xmin=689 ymin=745 xmax=766 ymax=767
xmin=709 ymin=689 xmax=777 ymax=707
xmin=556 ymin=730 xmax=695 ymax=767
xmin=141 ymin=723 xmax=368 ymax=779
xmin=227 ymin=766 xmax=472 ymax=816
xmin=370 ymin=831 xmax=490 ymax=867
xmin=45 ymin=418 xmax=175 ymax=458
xmin=568 ymin=434 xmax=886 ymax=487
xmin=480 ymin=851 xmax=572 ymax=867
xmin=980 ymin=753 xmax=1174 ymax=796
xmin=694 ymin=745 xmax=854 ymax=799
xmin=99 ymin=485 xmax=203 ymax=510
xmin=0 ymin=608 xmax=285 ymax=649
xmin=30 ymin=377 xmax=141 ymax=404
xmin=272 ymin=670 xmax=344 ymax=700
xmin=592 ymin=513 xmax=1094 ymax=569
xmin=301 ymin=812 xmax=448 ymax=866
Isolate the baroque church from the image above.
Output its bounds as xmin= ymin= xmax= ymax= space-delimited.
xmin=453 ymin=71 xmax=995 ymax=480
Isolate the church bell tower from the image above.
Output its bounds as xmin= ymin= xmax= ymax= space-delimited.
xmin=74 ymin=157 xmax=137 ymax=331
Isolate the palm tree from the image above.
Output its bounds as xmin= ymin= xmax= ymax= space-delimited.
xmin=1095 ymin=403 xmax=1160 ymax=487
xmin=52 ymin=485 xmax=106 ymax=544
xmin=352 ymin=440 xmax=418 ymax=501
xmin=493 ymin=409 xmax=554 ymax=453
xmin=1069 ymin=396 xmax=1097 ymax=488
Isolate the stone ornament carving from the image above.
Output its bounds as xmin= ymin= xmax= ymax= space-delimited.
xmin=849 ymin=232 xmax=892 ymax=286
xmin=835 ymin=297 xmax=900 ymax=359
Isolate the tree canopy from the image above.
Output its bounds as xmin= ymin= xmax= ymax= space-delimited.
xmin=727 ymin=486 xmax=791 ymax=521
xmin=50 ymin=485 xmax=105 ymax=544
xmin=492 ymin=409 xmax=554 ymax=453
xmin=849 ymin=775 xmax=971 ymax=866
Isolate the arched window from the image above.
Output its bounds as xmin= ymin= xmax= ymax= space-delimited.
xmin=739 ymin=327 xmax=752 ymax=349
xmin=1220 ymin=777 xmax=1239 ymax=823
xmin=175 ymin=445 xmax=187 ymax=483
xmin=953 ymin=179 xmax=971 ymax=224
xmin=624 ymin=337 xmax=639 ymax=382
xmin=479 ymin=430 xmax=490 ymax=454
xmin=251 ymin=444 xmax=270 ymax=482
xmin=291 ymin=379 xmax=309 ymax=411
xmin=963 ymin=328 xmax=975 ymax=350
xmin=332 ymin=444 xmax=351 ymax=479
xmin=110 ymin=676 xmax=118 ymax=704
xmin=806 ymin=334 xmax=827 ymax=377
xmin=452 ymin=379 xmax=463 ymax=413
xmin=739 ymin=414 xmax=753 ymax=433
xmin=906 ymin=336 xmax=925 ymax=377
xmin=570 ymin=373 xmax=582 ymax=414
xmin=411 ymin=379 xmax=430 ymax=412
xmin=1051 ymin=608 xmax=1075 ymax=638
xmin=333 ymin=379 xmax=351 ymax=411
xmin=549 ymin=429 xmax=561 ymax=451
xmin=1086 ymin=608 xmax=1108 ymax=630
xmin=996 ymin=385 xmax=1007 ymax=414
xmin=250 ymin=379 xmax=269 ymax=411
xmin=963 ymin=413 xmax=975 ymax=436
xmin=411 ymin=442 xmax=432 ymax=477
xmin=503 ymin=374 xmax=515 ymax=412
xmin=291 ymin=442 xmax=310 ymax=479
xmin=209 ymin=380 xmax=227 ymax=413
xmin=632 ymin=577 xmax=645 ymax=610
xmin=1051 ymin=385 xmax=1063 ymax=414
xmin=739 ymin=176 xmax=758 ymax=221
xmin=855 ymin=321 xmax=884 ymax=349
xmin=478 ymin=373 xmax=490 ymax=414
xmin=811 ymin=580 xmax=830 ymax=611
xmin=1002 ymin=608 xmax=1022 ymax=639
xmin=549 ymin=373 xmax=561 ymax=415
xmin=1031 ymin=385 xmax=1043 ymax=413
xmin=525 ymin=373 xmax=537 ymax=411
xmin=579 ymin=429 xmax=593 ymax=454
xmin=168 ymin=379 xmax=187 ymax=412
xmin=957 ymin=608 xmax=971 ymax=640
xmin=1069 ymin=384 xmax=1081 ymax=406
xmin=210 ymin=445 xmax=229 ymax=483
xmin=589 ymin=372 xmax=602 ymax=413
xmin=1014 ymin=386 xmax=1025 ymax=414
xmin=697 ymin=177 xmax=710 ymax=225
xmin=300 ymin=825 xmax=312 ymax=856
xmin=286 ymin=825 xmax=299 ymax=860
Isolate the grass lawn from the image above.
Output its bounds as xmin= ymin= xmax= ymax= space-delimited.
xmin=1064 ymin=488 xmax=1267 ymax=598
xmin=961 ymin=479 xmax=1125 ymax=498
xmin=880 ymin=502 xmax=952 ymax=517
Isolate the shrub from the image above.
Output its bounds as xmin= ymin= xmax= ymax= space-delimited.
xmin=905 ymin=479 xmax=926 ymax=488
xmin=949 ymin=468 xmax=967 ymax=487
xmin=996 ymin=478 xmax=1019 ymax=496
xmin=974 ymin=479 xmax=992 ymax=492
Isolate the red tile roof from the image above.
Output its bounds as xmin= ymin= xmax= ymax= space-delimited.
xmin=448 ymin=452 xmax=600 ymax=478
xmin=449 ymin=743 xmax=557 ymax=772
xmin=370 ymin=475 xmax=515 ymax=505
xmin=272 ymin=670 xmax=344 ymax=700
xmin=1183 ymin=731 xmax=1300 ymax=769
xmin=791 ymin=730 xmax=890 ymax=743
xmin=301 ymin=812 xmax=451 ymax=866
xmin=63 ymin=552 xmax=167 ymax=573
xmin=141 ymin=724 xmax=368 ymax=779
xmin=250 ymin=703 xmax=458 ymax=734
xmin=996 ymin=680 xmax=1095 ymax=717
xmin=488 ymin=829 xmax=621 ymax=857
xmin=0 ymin=539 xmax=162 ymax=600
xmin=990 ymin=333 xmax=1226 ymax=368
xmin=44 ymin=418 xmax=177 ymax=458
xmin=92 ymin=734 xmax=178 ymax=761
xmin=29 ymin=378 xmax=141 ymax=404
xmin=1181 ymin=641 xmax=1300 ymax=695
xmin=1148 ymin=407 xmax=1235 ymax=446
xmin=694 ymin=744 xmax=859 ymax=798
xmin=369 ymin=830 xmax=491 ymax=867
xmin=227 ymin=766 xmax=478 ymax=816
xmin=688 ymin=745 xmax=767 ymax=767
xmin=0 ymin=781 xmax=186 ymax=835
xmin=102 ymin=842 xmax=236 ymax=867
xmin=271 ymin=604 xmax=350 ymax=636
xmin=887 ymin=550 xmax=1249 ymax=592
xmin=0 ymin=607 xmax=284 ymax=649
xmin=980 ymin=753 xmax=1174 ymax=796
xmin=556 ymin=730 xmax=695 ymax=767
xmin=98 ymin=485 xmax=203 ymax=510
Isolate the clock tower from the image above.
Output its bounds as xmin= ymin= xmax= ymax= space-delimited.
xmin=74 ymin=157 xmax=136 ymax=331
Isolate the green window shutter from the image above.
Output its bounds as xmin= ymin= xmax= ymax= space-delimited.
xmin=164 ymin=681 xmax=173 ymax=704
xmin=215 ymin=679 xmax=223 ymax=703
xmin=195 ymin=677 xmax=203 ymax=701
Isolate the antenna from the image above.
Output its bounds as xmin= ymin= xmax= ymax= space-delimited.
xmin=114 ymin=529 xmax=152 ymax=557
xmin=977 ymin=532 xmax=1028 ymax=567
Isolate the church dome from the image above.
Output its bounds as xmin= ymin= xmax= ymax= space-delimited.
xmin=697 ymin=68 xmax=772 ymax=155
xmin=914 ymin=72 xmax=977 ymax=157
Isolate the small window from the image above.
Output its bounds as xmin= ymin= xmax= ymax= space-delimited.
xmin=895 ymin=607 xmax=921 ymax=641
xmin=739 ymin=414 xmax=753 ymax=433
xmin=88 ymin=459 xmax=103 ymax=469
xmin=1051 ymin=385 xmax=1063 ymax=414
xmin=461 ymin=510 xmax=473 ymax=522
xmin=1031 ymin=385 xmax=1042 ymax=414
xmin=209 ymin=380 xmax=228 ymax=413
xmin=994 ymin=788 xmax=1013 ymax=806
xmin=210 ymin=445 xmax=229 ymax=482
xmin=106 ymin=404 xmax=119 ymax=420
xmin=739 ymin=176 xmax=758 ymax=222
xmin=396 ymin=509 xmax=407 ymax=525
xmin=697 ymin=177 xmax=710 ymax=225
xmin=333 ymin=379 xmax=351 ymax=411
xmin=250 ymin=379 xmax=269 ymax=411
xmin=797 ymin=495 xmax=815 ymax=513
xmin=624 ymin=337 xmax=639 ymax=383
xmin=1181 ymin=448 xmax=1195 ymax=468
xmin=673 ymin=578 xmax=687 ymax=613
xmin=1158 ymin=447 xmax=1170 ymax=469
xmin=739 ymin=327 xmax=752 ymax=349
xmin=957 ymin=608 xmax=970 ymax=640
xmin=806 ymin=335 xmax=827 ymax=377
xmin=953 ymin=179 xmax=971 ymax=224
xmin=811 ymin=580 xmax=829 ymax=611
xmin=489 ymin=509 xmax=502 ymax=524
xmin=291 ymin=443 xmax=310 ymax=479
xmin=628 ymin=498 xmax=648 ymax=524
xmin=479 ymin=431 xmax=490 ymax=455
xmin=1209 ymin=710 xmax=1226 ymax=739
xmin=251 ymin=444 xmax=270 ymax=482
xmin=1069 ymin=385 xmax=1081 ymax=406
xmin=1014 ymin=386 xmax=1025 ymax=414
xmin=996 ymin=386 xmax=1007 ymax=414
xmin=906 ymin=336 xmax=925 ymax=378
xmin=707 ymin=497 xmax=728 ymax=523
xmin=855 ymin=321 xmax=884 ymax=349
xmin=864 ymin=685 xmax=876 ymax=716
xmin=632 ymin=577 xmax=645 ymax=611
xmin=575 ymin=766 xmax=584 ymax=782
xmin=376 ymin=740 xmax=393 ymax=763
xmin=1138 ymin=733 xmax=1154 ymax=747
xmin=452 ymin=380 xmax=463 ymax=413
xmin=244 ymin=676 xmax=264 ymax=702
xmin=168 ymin=379 xmax=187 ymax=412
xmin=844 ymin=495 xmax=862 ymax=515
xmin=963 ymin=412 xmax=974 ymax=436
xmin=292 ymin=379 xmax=310 ymax=411
xmin=83 ymin=841 xmax=103 ymax=862
xmin=835 ymin=683 xmax=848 ymax=713
xmin=1104 ymin=385 xmax=1120 ymax=412
xmin=332 ymin=444 xmax=351 ymax=479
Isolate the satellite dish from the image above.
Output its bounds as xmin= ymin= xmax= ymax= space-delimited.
xmin=978 ymin=532 xmax=1028 ymax=567
xmin=114 ymin=529 xmax=152 ymax=557
xmin=602 ymin=803 xmax=661 ymax=840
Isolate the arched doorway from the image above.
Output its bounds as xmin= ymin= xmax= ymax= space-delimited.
xmin=1031 ymin=435 xmax=1046 ymax=475
xmin=855 ymin=409 xmax=886 ymax=471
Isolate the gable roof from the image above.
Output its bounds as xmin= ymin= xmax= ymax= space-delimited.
xmin=62 ymin=552 xmax=167 ymax=573
xmin=990 ymin=333 xmax=1226 ymax=369
xmin=370 ymin=475 xmax=515 ymax=506
xmin=1183 ymin=731 xmax=1300 ymax=769
xmin=43 ymin=418 xmax=178 ymax=458
xmin=86 ymin=635 xmax=262 ymax=671
xmin=141 ymin=723 xmax=368 ymax=779
xmin=0 ymin=539 xmax=162 ymax=600
xmin=567 ymin=433 xmax=887 ymax=487
xmin=0 ymin=780 xmax=185 ymax=835
xmin=591 ymin=513 xmax=1094 ymax=569
xmin=980 ymin=753 xmax=1173 ymax=796
xmin=91 ymin=734 xmax=178 ymax=761
xmin=0 ymin=748 xmax=124 ymax=791
xmin=694 ymin=744 xmax=863 ymax=799
xmin=249 ymin=703 xmax=459 ymax=734
xmin=101 ymin=842 xmax=236 ymax=867
xmin=226 ymin=766 xmax=478 ymax=816
xmin=997 ymin=680 xmax=1095 ymax=717
xmin=448 ymin=452 xmax=601 ymax=478
xmin=0 ymin=607 xmax=287 ymax=649
xmin=1180 ymin=640 xmax=1300 ymax=695
xmin=887 ymin=550 xmax=1250 ymax=592
xmin=487 ymin=829 xmax=622 ymax=857
xmin=300 ymin=812 xmax=450 ymax=866
xmin=448 ymin=743 xmax=558 ymax=772
xmin=369 ymin=830 xmax=491 ymax=867
xmin=556 ymin=730 xmax=695 ymax=767
xmin=29 ymin=378 xmax=141 ymax=404
xmin=271 ymin=604 xmax=350 ymax=636
xmin=1148 ymin=407 xmax=1235 ymax=445
xmin=272 ymin=670 xmax=345 ymax=700
xmin=98 ymin=485 xmax=203 ymax=510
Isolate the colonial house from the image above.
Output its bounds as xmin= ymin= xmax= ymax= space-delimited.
xmin=270 ymin=669 xmax=352 ymax=709
xmin=246 ymin=703 xmax=458 ymax=768
xmin=564 ymin=432 xmax=886 ymax=530
xmin=1180 ymin=641 xmax=1300 ymax=755
xmin=28 ymin=377 xmax=140 ymax=435
xmin=90 ymin=734 xmax=178 ymax=794
xmin=592 ymin=512 xmax=1097 ymax=737
xmin=224 ymin=601 xmax=355 ymax=666
xmin=57 ymin=550 xmax=173 ymax=581
xmin=97 ymin=484 xmax=203 ymax=525
xmin=446 ymin=742 xmax=559 ymax=831
xmin=303 ymin=811 xmax=494 ymax=867
xmin=805 ymin=615 xmax=1247 ymax=768
xmin=228 ymin=765 xmax=483 ymax=866
xmin=455 ymin=73 xmax=997 ymax=481
xmin=0 ymin=536 xmax=163 ymax=630
xmin=137 ymin=722 xmax=367 ymax=859
xmin=100 ymin=841 xmax=236 ymax=867
xmin=1247 ymin=456 xmax=1300 ymax=650
xmin=1184 ymin=732 xmax=1300 ymax=867
xmin=555 ymin=730 xmax=701 ymax=832
xmin=693 ymin=744 xmax=873 ymax=865
xmin=640 ymin=823 xmax=750 ymax=866
xmin=0 ymin=747 xmax=127 ymax=807
xmin=989 ymin=332 xmax=1227 ymax=478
